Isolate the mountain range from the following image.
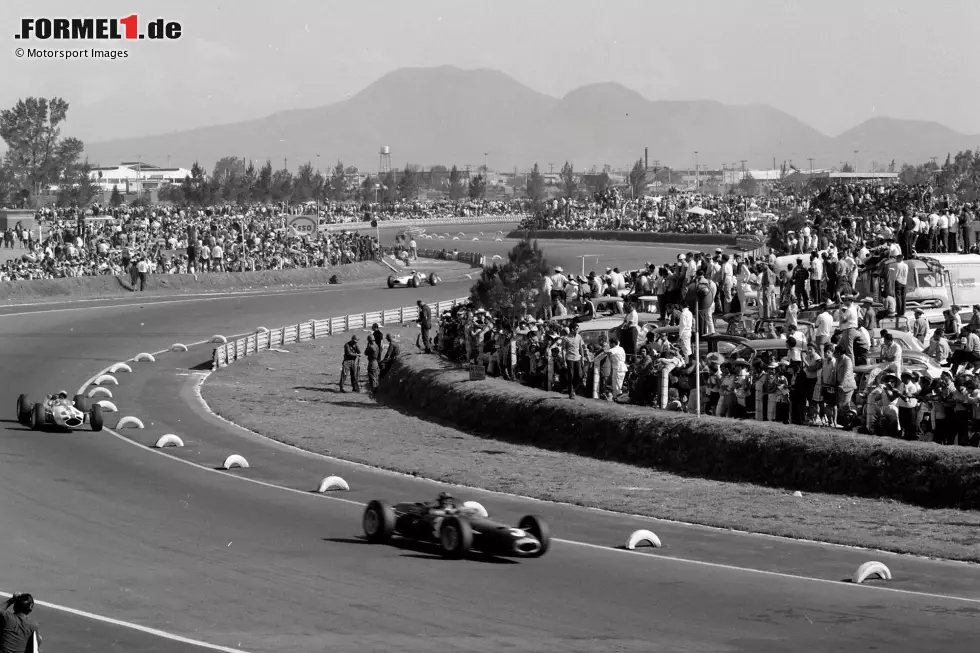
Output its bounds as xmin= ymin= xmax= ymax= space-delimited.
xmin=80 ymin=66 xmax=980 ymax=174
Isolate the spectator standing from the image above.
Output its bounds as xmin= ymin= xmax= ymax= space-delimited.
xmin=562 ymin=322 xmax=586 ymax=399
xmin=381 ymin=333 xmax=400 ymax=376
xmin=370 ymin=323 xmax=384 ymax=354
xmin=416 ymin=300 xmax=433 ymax=353
xmin=136 ymin=257 xmax=149 ymax=291
xmin=340 ymin=335 xmax=361 ymax=392
xmin=365 ymin=336 xmax=380 ymax=394
xmin=607 ymin=337 xmax=627 ymax=397
xmin=894 ymin=254 xmax=909 ymax=316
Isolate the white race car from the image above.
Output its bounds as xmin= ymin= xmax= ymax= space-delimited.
xmin=387 ymin=270 xmax=440 ymax=289
xmin=16 ymin=391 xmax=104 ymax=432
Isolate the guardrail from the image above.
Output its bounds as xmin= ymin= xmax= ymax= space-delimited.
xmin=211 ymin=295 xmax=470 ymax=370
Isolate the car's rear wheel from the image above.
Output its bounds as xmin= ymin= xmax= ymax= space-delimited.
xmin=30 ymin=402 xmax=44 ymax=431
xmin=362 ymin=500 xmax=395 ymax=543
xmin=428 ymin=273 xmax=438 ymax=286
xmin=73 ymin=394 xmax=87 ymax=412
xmin=387 ymin=276 xmax=395 ymax=289
xmin=518 ymin=515 xmax=550 ymax=557
xmin=16 ymin=393 xmax=30 ymax=425
xmin=438 ymin=516 xmax=472 ymax=559
xmin=90 ymin=404 xmax=104 ymax=432
xmin=410 ymin=277 xmax=418 ymax=288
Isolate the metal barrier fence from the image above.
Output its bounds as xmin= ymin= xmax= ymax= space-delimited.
xmin=211 ymin=295 xmax=471 ymax=370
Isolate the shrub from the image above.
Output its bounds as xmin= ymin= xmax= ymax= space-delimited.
xmin=376 ymin=353 xmax=980 ymax=510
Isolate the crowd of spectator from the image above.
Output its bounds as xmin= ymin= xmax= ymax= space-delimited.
xmin=518 ymin=187 xmax=776 ymax=238
xmin=1 ymin=203 xmax=382 ymax=282
xmin=451 ymin=181 xmax=980 ymax=447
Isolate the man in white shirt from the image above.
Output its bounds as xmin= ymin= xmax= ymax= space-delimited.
xmin=894 ymin=254 xmax=909 ymax=316
xmin=810 ymin=253 xmax=823 ymax=304
xmin=607 ymin=337 xmax=628 ymax=397
xmin=814 ymin=300 xmax=834 ymax=349
xmin=938 ymin=211 xmax=950 ymax=252
xmin=678 ymin=305 xmax=694 ymax=362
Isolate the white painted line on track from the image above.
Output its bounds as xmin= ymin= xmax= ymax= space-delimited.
xmin=0 ymin=590 xmax=255 ymax=653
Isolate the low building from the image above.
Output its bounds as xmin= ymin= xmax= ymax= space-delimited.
xmin=89 ymin=162 xmax=194 ymax=194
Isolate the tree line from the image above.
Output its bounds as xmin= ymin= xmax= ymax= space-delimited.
xmin=4 ymin=96 xmax=979 ymax=209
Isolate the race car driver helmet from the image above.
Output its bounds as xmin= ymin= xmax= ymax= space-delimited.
xmin=437 ymin=492 xmax=455 ymax=509
xmin=56 ymin=390 xmax=69 ymax=400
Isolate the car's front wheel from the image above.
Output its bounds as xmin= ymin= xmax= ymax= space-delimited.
xmin=90 ymin=405 xmax=104 ymax=432
xmin=363 ymin=500 xmax=395 ymax=543
xmin=438 ymin=516 xmax=473 ymax=559
xmin=16 ymin=393 xmax=30 ymax=425
xmin=518 ymin=515 xmax=550 ymax=557
xmin=387 ymin=276 xmax=395 ymax=289
xmin=30 ymin=402 xmax=44 ymax=431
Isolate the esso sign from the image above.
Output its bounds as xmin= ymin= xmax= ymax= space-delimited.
xmin=288 ymin=216 xmax=317 ymax=235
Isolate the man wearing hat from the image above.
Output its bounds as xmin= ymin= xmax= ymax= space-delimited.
xmin=814 ymin=300 xmax=834 ymax=349
xmin=1 ymin=592 xmax=40 ymax=653
xmin=911 ymin=308 xmax=930 ymax=345
xmin=340 ymin=334 xmax=361 ymax=393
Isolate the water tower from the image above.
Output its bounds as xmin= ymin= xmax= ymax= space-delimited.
xmin=379 ymin=146 xmax=392 ymax=178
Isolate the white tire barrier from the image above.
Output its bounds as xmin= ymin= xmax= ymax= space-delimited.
xmin=317 ymin=476 xmax=350 ymax=492
xmin=491 ymin=255 xmax=502 ymax=260
xmin=134 ymin=353 xmax=156 ymax=362
xmin=116 ymin=416 xmax=144 ymax=429
xmin=452 ymin=236 xmax=460 ymax=241
xmin=462 ymin=501 xmax=488 ymax=517
xmin=457 ymin=232 xmax=465 ymax=237
xmin=437 ymin=235 xmax=445 ymax=239
xmin=94 ymin=374 xmax=118 ymax=386
xmin=852 ymin=561 xmax=892 ymax=584
xmin=171 ymin=343 xmax=188 ymax=352
xmin=88 ymin=387 xmax=113 ymax=398
xmin=625 ymin=529 xmax=663 ymax=550
xmin=222 ymin=454 xmax=249 ymax=470
xmin=109 ymin=363 xmax=132 ymax=374
xmin=256 ymin=326 xmax=269 ymax=333
xmin=154 ymin=434 xmax=184 ymax=448
xmin=97 ymin=400 xmax=118 ymax=413
xmin=471 ymin=237 xmax=479 ymax=241
xmin=211 ymin=335 xmax=227 ymax=344
xmin=494 ymin=238 xmax=503 ymax=242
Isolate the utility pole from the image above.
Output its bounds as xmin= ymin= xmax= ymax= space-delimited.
xmin=549 ymin=163 xmax=555 ymax=174
xmin=853 ymin=150 xmax=859 ymax=172
xmin=808 ymin=157 xmax=814 ymax=175
xmin=694 ymin=151 xmax=699 ymax=191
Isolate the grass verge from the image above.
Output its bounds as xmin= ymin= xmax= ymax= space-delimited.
xmin=201 ymin=328 xmax=980 ymax=562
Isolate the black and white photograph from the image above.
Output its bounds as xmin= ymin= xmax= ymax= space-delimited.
xmin=1 ymin=1 xmax=979 ymax=651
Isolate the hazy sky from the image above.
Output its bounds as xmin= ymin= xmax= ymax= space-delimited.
xmin=2 ymin=0 xmax=978 ymax=147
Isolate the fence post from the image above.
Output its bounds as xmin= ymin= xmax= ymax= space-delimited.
xmin=345 ymin=315 xmax=350 ymax=331
xmin=311 ymin=321 xmax=317 ymax=339
xmin=399 ymin=307 xmax=404 ymax=323
xmin=381 ymin=309 xmax=386 ymax=325
xmin=363 ymin=312 xmax=368 ymax=328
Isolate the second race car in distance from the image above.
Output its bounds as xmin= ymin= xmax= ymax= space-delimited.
xmin=362 ymin=492 xmax=550 ymax=559
xmin=387 ymin=269 xmax=440 ymax=289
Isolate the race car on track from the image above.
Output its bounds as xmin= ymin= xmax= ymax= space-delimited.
xmin=16 ymin=391 xmax=104 ymax=432
xmin=361 ymin=492 xmax=550 ymax=559
xmin=387 ymin=269 xmax=440 ymax=289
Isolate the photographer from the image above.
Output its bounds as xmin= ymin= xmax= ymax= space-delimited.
xmin=1 ymin=593 xmax=40 ymax=653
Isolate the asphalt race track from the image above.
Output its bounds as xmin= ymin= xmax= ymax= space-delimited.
xmin=1 ymin=233 xmax=979 ymax=652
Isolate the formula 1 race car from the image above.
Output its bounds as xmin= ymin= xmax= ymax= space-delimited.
xmin=362 ymin=492 xmax=550 ymax=559
xmin=387 ymin=270 xmax=440 ymax=289
xmin=16 ymin=391 xmax=104 ymax=432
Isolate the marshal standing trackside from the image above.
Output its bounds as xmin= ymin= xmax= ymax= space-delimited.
xmin=14 ymin=16 xmax=182 ymax=41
